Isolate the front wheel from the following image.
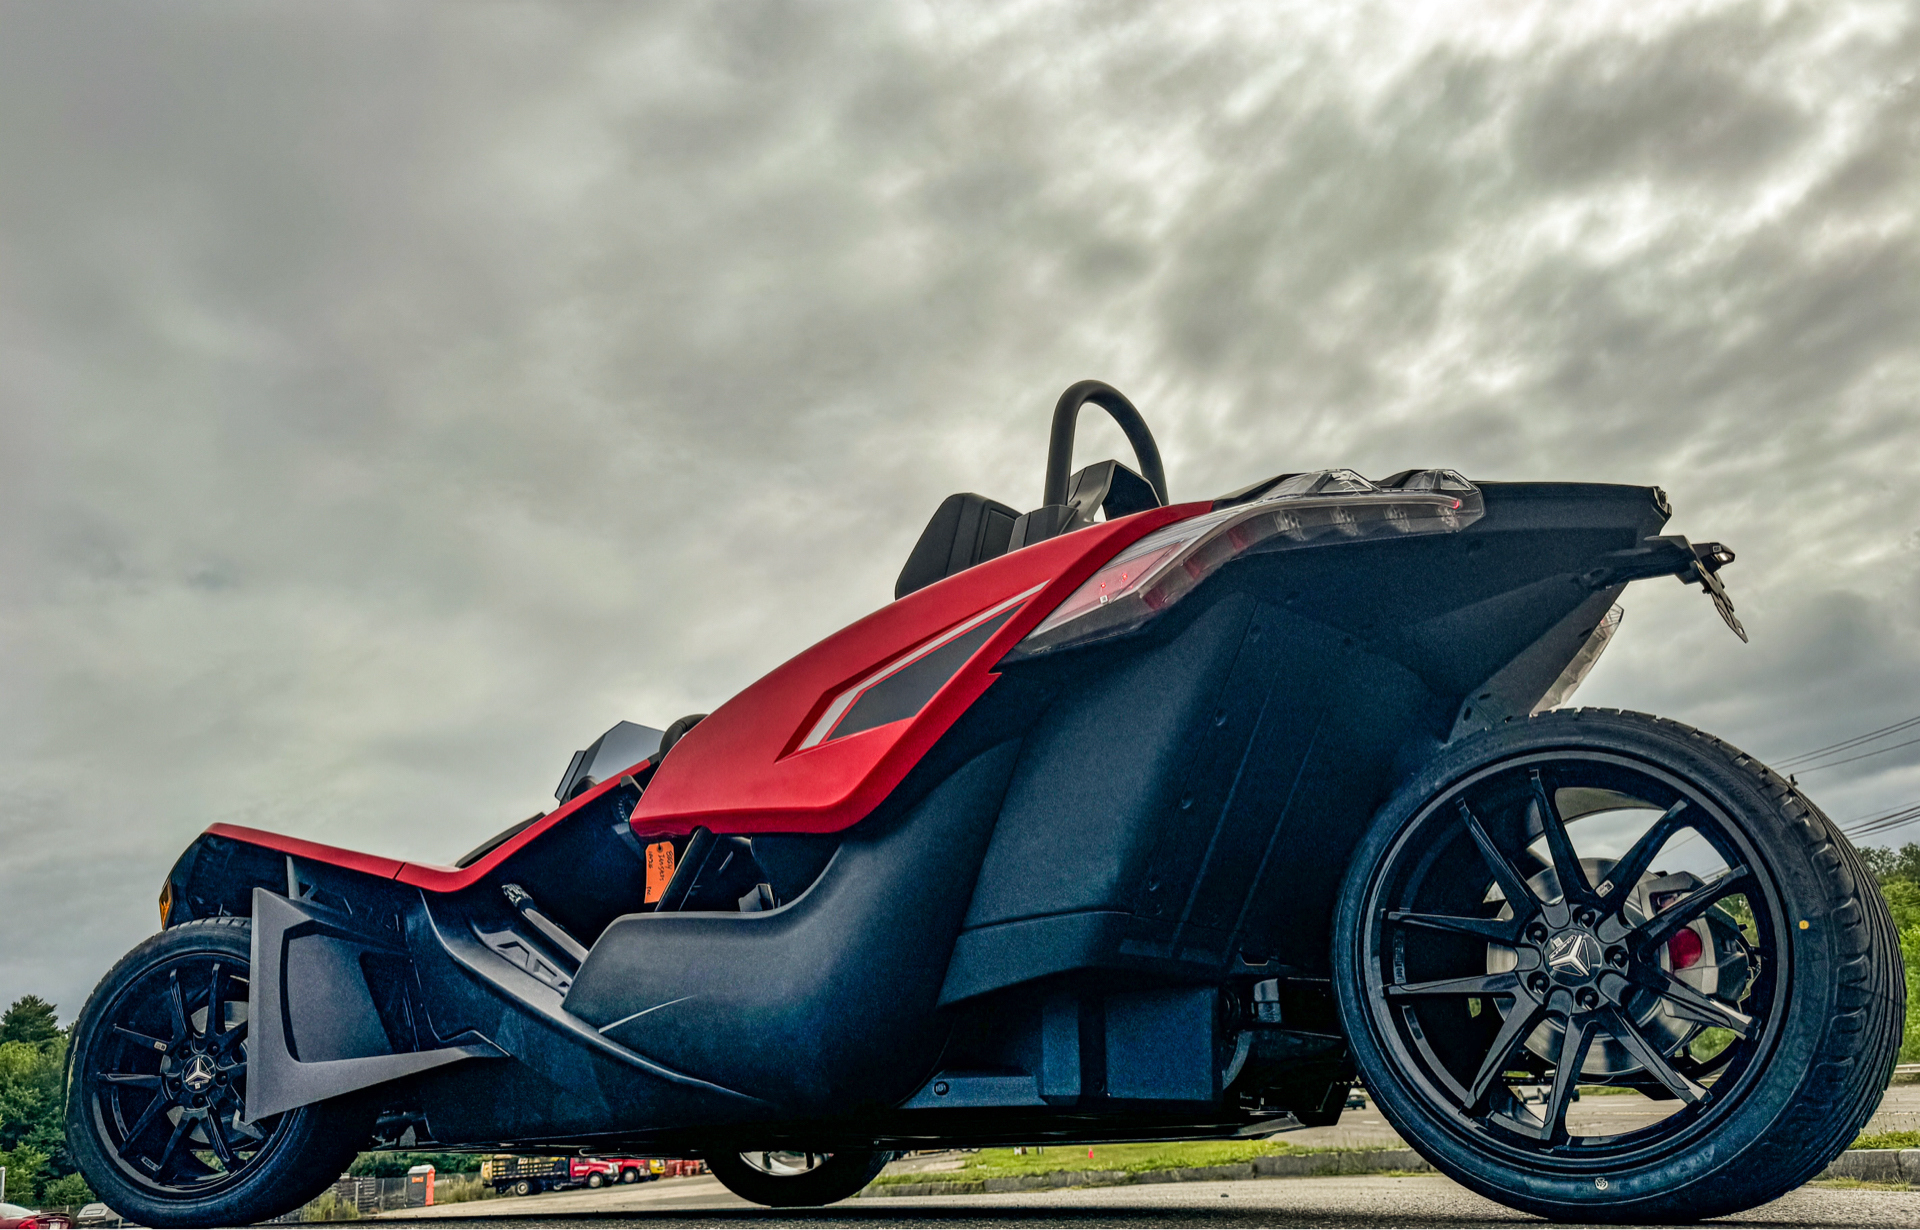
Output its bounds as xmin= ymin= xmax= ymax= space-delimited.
xmin=705 ymin=1150 xmax=891 ymax=1207
xmin=1333 ymin=709 xmax=1902 ymax=1223
xmin=64 ymin=918 xmax=375 ymax=1229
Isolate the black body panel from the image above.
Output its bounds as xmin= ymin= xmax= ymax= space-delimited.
xmin=564 ymin=741 xmax=1022 ymax=1114
xmin=943 ymin=480 xmax=1670 ymax=1001
xmin=166 ymin=478 xmax=1694 ymax=1154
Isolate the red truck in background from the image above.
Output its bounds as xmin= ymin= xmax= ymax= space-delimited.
xmin=479 ymin=1156 xmax=665 ymax=1195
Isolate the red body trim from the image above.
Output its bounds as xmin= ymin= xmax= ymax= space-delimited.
xmin=204 ymin=823 xmax=409 ymax=879
xmin=631 ymin=504 xmax=1206 ymax=836
xmin=203 ymin=756 xmax=655 ymax=894
xmin=192 ymin=504 xmax=1206 ymax=881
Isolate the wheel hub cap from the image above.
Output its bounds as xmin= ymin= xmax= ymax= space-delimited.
xmin=182 ymin=1055 xmax=217 ymax=1092
xmin=1490 ymin=856 xmax=1742 ymax=1077
xmin=1544 ymin=931 xmax=1603 ymax=982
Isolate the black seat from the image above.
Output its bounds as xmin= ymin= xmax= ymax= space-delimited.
xmin=895 ymin=492 xmax=1019 ymax=598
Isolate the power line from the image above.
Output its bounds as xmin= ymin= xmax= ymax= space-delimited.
xmin=1777 ymin=713 xmax=1920 ymax=769
xmin=1840 ymin=801 xmax=1920 ymax=841
xmin=1792 ymin=734 xmax=1920 ymax=776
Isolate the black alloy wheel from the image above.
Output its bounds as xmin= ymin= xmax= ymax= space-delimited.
xmin=1334 ymin=709 xmax=1901 ymax=1223
xmin=66 ymin=918 xmax=373 ymax=1229
xmin=704 ymin=1149 xmax=892 ymax=1207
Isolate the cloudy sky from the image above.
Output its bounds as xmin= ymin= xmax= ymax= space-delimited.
xmin=3 ymin=0 xmax=1917 ymax=1015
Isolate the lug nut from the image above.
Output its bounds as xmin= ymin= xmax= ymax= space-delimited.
xmin=1578 ymin=908 xmax=1598 ymax=927
xmin=1607 ymin=946 xmax=1628 ymax=968
xmin=1576 ymin=988 xmax=1599 ymax=1010
xmin=1527 ymin=923 xmax=1549 ymax=943
xmin=1528 ymin=973 xmax=1550 ymax=994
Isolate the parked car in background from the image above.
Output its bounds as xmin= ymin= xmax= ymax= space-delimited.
xmin=0 ymin=1203 xmax=73 ymax=1229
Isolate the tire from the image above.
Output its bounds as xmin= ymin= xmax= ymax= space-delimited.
xmin=64 ymin=918 xmax=376 ymax=1229
xmin=586 ymin=1172 xmax=605 ymax=1188
xmin=704 ymin=1150 xmax=891 ymax=1207
xmin=1332 ymin=708 xmax=1903 ymax=1223
xmin=620 ymin=1168 xmax=640 ymax=1183
xmin=511 ymin=1179 xmax=534 ymax=1197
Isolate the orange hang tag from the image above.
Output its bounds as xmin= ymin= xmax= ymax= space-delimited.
xmin=644 ymin=841 xmax=677 ymax=903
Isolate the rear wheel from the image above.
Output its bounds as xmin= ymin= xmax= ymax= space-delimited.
xmin=1333 ymin=709 xmax=1901 ymax=1222
xmin=64 ymin=918 xmax=375 ymax=1229
xmin=704 ymin=1150 xmax=890 ymax=1207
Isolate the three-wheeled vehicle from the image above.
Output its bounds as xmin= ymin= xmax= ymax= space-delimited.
xmin=67 ymin=382 xmax=1900 ymax=1224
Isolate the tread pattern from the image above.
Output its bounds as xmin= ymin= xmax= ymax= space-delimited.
xmin=1337 ymin=707 xmax=1905 ymax=1223
xmin=65 ymin=917 xmax=375 ymax=1228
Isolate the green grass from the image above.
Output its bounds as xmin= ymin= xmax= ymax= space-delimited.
xmin=872 ymin=1140 xmax=1369 ymax=1186
xmin=1852 ymin=1129 xmax=1920 ymax=1151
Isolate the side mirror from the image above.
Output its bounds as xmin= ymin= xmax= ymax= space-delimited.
xmin=896 ymin=492 xmax=1020 ymax=599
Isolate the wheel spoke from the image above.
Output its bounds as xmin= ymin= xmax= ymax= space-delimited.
xmin=104 ymin=1072 xmax=162 ymax=1088
xmin=1385 ymin=909 xmax=1524 ymax=943
xmin=1460 ymin=802 xmax=1541 ymax=914
xmin=115 ymin=1092 xmax=173 ymax=1156
xmin=220 ymin=1019 xmax=249 ymax=1049
xmin=167 ymin=971 xmax=190 ymax=1042
xmin=1601 ymin=1007 xmax=1708 ymax=1103
xmin=1387 ymin=970 xmax=1521 ymax=998
xmin=113 ymin=1024 xmax=171 ymax=1054
xmin=1633 ymin=967 xmax=1756 ymax=1037
xmin=1530 ymin=770 xmax=1592 ymax=904
xmin=206 ymin=1112 xmax=238 ymax=1169
xmin=1538 ymin=1013 xmax=1596 ymax=1143
xmin=1634 ymin=865 xmax=1752 ymax=949
xmin=205 ymin=963 xmax=223 ymax=1038
xmin=1466 ymin=999 xmax=1548 ymax=1107
xmin=152 ymin=1114 xmax=192 ymax=1173
xmin=1593 ymin=800 xmax=1690 ymax=902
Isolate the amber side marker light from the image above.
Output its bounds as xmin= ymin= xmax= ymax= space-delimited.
xmin=158 ymin=882 xmax=173 ymax=928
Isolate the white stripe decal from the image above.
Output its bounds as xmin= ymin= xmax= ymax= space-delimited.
xmin=796 ymin=584 xmax=1048 ymax=751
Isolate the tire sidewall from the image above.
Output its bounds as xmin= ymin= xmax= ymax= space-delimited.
xmin=704 ymin=1150 xmax=890 ymax=1207
xmin=64 ymin=918 xmax=369 ymax=1229
xmin=1332 ymin=709 xmax=1876 ymax=1220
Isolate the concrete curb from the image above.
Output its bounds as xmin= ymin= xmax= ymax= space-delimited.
xmin=863 ymin=1145 xmax=1912 ymax=1198
xmin=1815 ymin=1149 xmax=1920 ymax=1184
xmin=859 ymin=1149 xmax=1433 ymax=1197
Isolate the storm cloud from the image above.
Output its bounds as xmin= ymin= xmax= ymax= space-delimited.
xmin=3 ymin=0 xmax=1918 ymax=1012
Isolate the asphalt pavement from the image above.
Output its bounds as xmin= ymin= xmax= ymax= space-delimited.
xmin=367 ymin=1172 xmax=1920 ymax=1228
xmin=357 ymin=1086 xmax=1920 ymax=1228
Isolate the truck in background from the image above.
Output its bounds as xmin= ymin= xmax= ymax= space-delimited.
xmin=478 ymin=1156 xmax=665 ymax=1195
